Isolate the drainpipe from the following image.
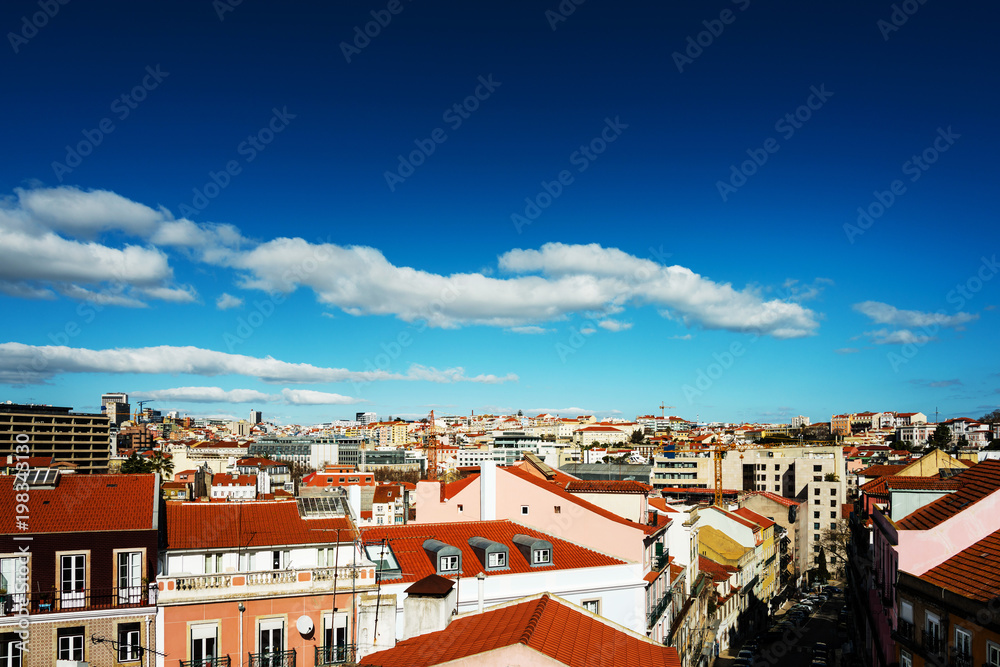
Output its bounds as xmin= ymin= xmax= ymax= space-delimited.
xmin=477 ymin=572 xmax=485 ymax=613
xmin=238 ymin=602 xmax=245 ymax=661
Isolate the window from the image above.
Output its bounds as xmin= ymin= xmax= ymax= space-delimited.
xmin=814 ymin=488 xmax=820 ymax=495
xmin=57 ymin=626 xmax=84 ymax=661
xmin=814 ymin=465 xmax=822 ymax=471
xmin=774 ymin=464 xmax=780 ymax=470
xmin=831 ymin=512 xmax=837 ymax=518
xmin=813 ymin=499 xmax=820 ymax=505
xmin=987 ymin=642 xmax=1000 ymax=666
xmin=814 ymin=476 xmax=821 ymax=482
xmin=521 ymin=506 xmax=529 ymax=515
xmin=814 ymin=511 xmax=820 ymax=518
xmin=955 ymin=627 xmax=972 ymax=658
xmin=831 ymin=500 xmax=837 ymax=507
xmin=814 ymin=523 xmax=820 ymax=530
xmin=533 ymin=549 xmax=551 ymax=564
xmin=488 ymin=552 xmax=506 ymax=568
xmin=774 ymin=475 xmax=779 ymax=481
xmin=774 ymin=485 xmax=780 ymax=492
xmin=830 ymin=488 xmax=836 ymax=495
xmin=60 ymin=554 xmax=86 ymax=608
xmin=0 ymin=558 xmax=26 ymax=610
xmin=813 ymin=545 xmax=820 ymax=552
xmin=831 ymin=523 xmax=836 ymax=530
xmin=900 ymin=650 xmax=912 ymax=667
xmin=258 ymin=619 xmax=284 ymax=658
xmin=582 ymin=599 xmax=600 ymax=614
xmin=554 ymin=506 xmax=561 ymax=513
xmin=440 ymin=555 xmax=459 ymax=571
xmin=457 ymin=504 xmax=463 ymax=513
xmin=0 ymin=633 xmax=22 ymax=667
xmin=118 ymin=622 xmax=142 ymax=662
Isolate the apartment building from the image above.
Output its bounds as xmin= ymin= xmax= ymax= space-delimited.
xmin=0 ymin=402 xmax=111 ymax=474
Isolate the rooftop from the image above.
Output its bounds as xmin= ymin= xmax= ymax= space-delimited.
xmin=358 ymin=593 xmax=681 ymax=667
xmin=920 ymin=527 xmax=1000 ymax=602
xmin=896 ymin=460 xmax=1000 ymax=530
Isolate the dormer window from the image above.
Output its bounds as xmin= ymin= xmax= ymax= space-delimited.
xmin=423 ymin=539 xmax=462 ymax=575
xmin=468 ymin=536 xmax=510 ymax=572
xmin=488 ymin=552 xmax=506 ymax=568
xmin=513 ymin=534 xmax=553 ymax=568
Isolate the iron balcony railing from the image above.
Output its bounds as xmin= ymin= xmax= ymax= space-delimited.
xmin=180 ymin=657 xmax=231 ymax=667
xmin=922 ymin=631 xmax=942 ymax=654
xmin=896 ymin=619 xmax=915 ymax=641
xmin=1 ymin=584 xmax=157 ymax=615
xmin=248 ymin=648 xmax=295 ymax=667
xmin=315 ymin=644 xmax=355 ymax=665
xmin=646 ymin=593 xmax=671 ymax=627
xmin=654 ymin=554 xmax=669 ymax=571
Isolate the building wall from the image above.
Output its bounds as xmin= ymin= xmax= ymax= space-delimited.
xmin=567 ymin=492 xmax=646 ymax=523
xmin=0 ymin=405 xmax=111 ymax=474
xmin=8 ymin=611 xmax=156 ymax=667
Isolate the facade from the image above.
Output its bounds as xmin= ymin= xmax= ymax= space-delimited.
xmin=101 ymin=393 xmax=131 ymax=427
xmin=250 ymin=436 xmax=339 ymax=469
xmin=0 ymin=403 xmax=111 ymax=475
xmin=156 ymin=499 xmax=383 ymax=666
xmin=0 ymin=472 xmax=159 ymax=666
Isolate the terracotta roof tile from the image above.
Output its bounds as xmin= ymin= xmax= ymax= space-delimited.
xmin=743 ymin=491 xmax=800 ymax=507
xmin=0 ymin=474 xmax=156 ymax=534
xmin=563 ymin=480 xmax=652 ymax=494
xmin=897 ymin=460 xmax=1000 ymax=530
xmin=920 ymin=527 xmax=1000 ymax=601
xmin=359 ymin=519 xmax=625 ymax=584
xmin=732 ymin=507 xmax=775 ymax=530
xmin=358 ymin=593 xmax=681 ymax=667
xmin=164 ymin=500 xmax=353 ymax=549
xmin=884 ymin=477 xmax=962 ymax=491
xmin=857 ymin=464 xmax=908 ymax=478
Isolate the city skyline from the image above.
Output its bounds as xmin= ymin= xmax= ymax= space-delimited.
xmin=1 ymin=1 xmax=998 ymax=424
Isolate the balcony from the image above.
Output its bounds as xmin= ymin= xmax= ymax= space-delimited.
xmin=950 ymin=649 xmax=972 ymax=667
xmin=249 ymin=649 xmax=295 ymax=667
xmin=653 ymin=554 xmax=669 ymax=571
xmin=647 ymin=593 xmax=671 ymax=628
xmin=315 ymin=644 xmax=355 ymax=665
xmin=921 ymin=631 xmax=942 ymax=655
xmin=180 ymin=657 xmax=231 ymax=667
xmin=1 ymin=584 xmax=157 ymax=616
xmin=895 ymin=619 xmax=914 ymax=641
xmin=158 ymin=566 xmax=377 ymax=605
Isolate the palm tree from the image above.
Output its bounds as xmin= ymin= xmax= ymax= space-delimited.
xmin=146 ymin=450 xmax=174 ymax=479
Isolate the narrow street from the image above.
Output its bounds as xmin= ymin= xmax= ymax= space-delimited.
xmin=713 ymin=588 xmax=848 ymax=667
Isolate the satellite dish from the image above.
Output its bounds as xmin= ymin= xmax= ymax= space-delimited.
xmin=296 ymin=615 xmax=314 ymax=635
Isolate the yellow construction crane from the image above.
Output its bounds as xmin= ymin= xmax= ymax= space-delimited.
xmin=659 ymin=442 xmax=745 ymax=507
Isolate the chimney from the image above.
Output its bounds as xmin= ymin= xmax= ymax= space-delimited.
xmin=477 ymin=572 xmax=485 ymax=613
xmin=402 ymin=574 xmax=456 ymax=639
xmin=479 ymin=460 xmax=496 ymax=520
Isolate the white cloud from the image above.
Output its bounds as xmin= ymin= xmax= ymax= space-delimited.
xmin=834 ymin=347 xmax=859 ymax=354
xmin=132 ymin=387 xmax=274 ymax=403
xmin=670 ymin=334 xmax=693 ymax=340
xmin=597 ymin=319 xmax=632 ymax=332
xmin=0 ymin=342 xmax=517 ymax=387
xmin=580 ymin=327 xmax=596 ymax=335
xmin=279 ymin=388 xmax=363 ymax=405
xmin=853 ymin=301 xmax=977 ymax=328
xmin=507 ymin=326 xmax=552 ymax=335
xmin=226 ymin=240 xmax=819 ymax=338
xmin=216 ymin=293 xmax=244 ymax=310
xmin=863 ymin=329 xmax=936 ymax=345
xmin=14 ymin=185 xmax=165 ymax=238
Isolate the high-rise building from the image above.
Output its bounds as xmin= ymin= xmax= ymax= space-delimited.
xmin=101 ymin=392 xmax=130 ymax=426
xmin=0 ymin=402 xmax=111 ymax=474
xmin=250 ymin=409 xmax=263 ymax=424
xmin=356 ymin=411 xmax=377 ymax=426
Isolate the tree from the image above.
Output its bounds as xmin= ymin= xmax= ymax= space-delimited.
xmin=119 ymin=453 xmax=150 ymax=474
xmin=978 ymin=409 xmax=1000 ymax=424
xmin=986 ymin=439 xmax=1000 ymax=451
xmin=630 ymin=429 xmax=646 ymax=445
xmin=824 ymin=472 xmax=840 ymax=482
xmin=816 ymin=546 xmax=830 ymax=583
xmin=818 ymin=519 xmax=850 ymax=576
xmin=928 ymin=424 xmax=952 ymax=449
xmin=517 ymin=409 xmax=523 ymax=417
xmin=146 ymin=450 xmax=174 ymax=479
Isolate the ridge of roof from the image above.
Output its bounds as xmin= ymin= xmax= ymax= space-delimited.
xmin=896 ymin=460 xmax=1000 ymax=530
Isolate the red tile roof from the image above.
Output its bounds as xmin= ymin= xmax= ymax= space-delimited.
xmin=359 ymin=519 xmax=625 ymax=583
xmin=373 ymin=485 xmax=402 ymax=504
xmin=884 ymin=477 xmax=962 ymax=491
xmin=857 ymin=464 xmax=907 ymax=478
xmin=441 ymin=474 xmax=479 ymax=500
xmin=563 ymin=480 xmax=652 ymax=494
xmin=699 ymin=555 xmax=737 ymax=582
xmin=212 ymin=473 xmax=256 ymax=486
xmin=0 ymin=474 xmax=157 ymax=534
xmin=743 ymin=491 xmax=800 ymax=508
xmin=920 ymin=527 xmax=1000 ymax=601
xmin=358 ymin=593 xmax=681 ymax=667
xmin=896 ymin=461 xmax=1000 ymax=530
xmin=164 ymin=500 xmax=353 ymax=549
xmin=648 ymin=498 xmax=679 ymax=513
xmin=732 ymin=507 xmax=775 ymax=530
xmin=505 ymin=467 xmax=663 ymax=535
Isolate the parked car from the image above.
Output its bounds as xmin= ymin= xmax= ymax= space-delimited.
xmin=737 ymin=649 xmax=755 ymax=664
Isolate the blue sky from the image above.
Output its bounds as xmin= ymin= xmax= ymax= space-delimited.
xmin=1 ymin=0 xmax=998 ymax=425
